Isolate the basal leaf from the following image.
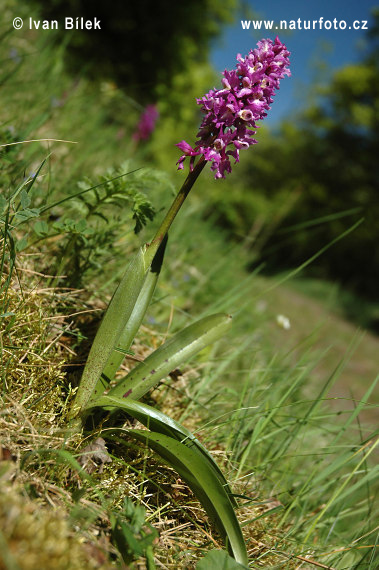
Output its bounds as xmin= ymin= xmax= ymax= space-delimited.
xmin=70 ymin=248 xmax=148 ymax=418
xmin=101 ymin=235 xmax=168 ymax=384
xmin=86 ymin=395 xmax=236 ymax=505
xmin=107 ymin=429 xmax=248 ymax=565
xmin=107 ymin=313 xmax=232 ymax=402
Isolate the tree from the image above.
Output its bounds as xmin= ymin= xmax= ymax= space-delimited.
xmin=209 ymin=10 xmax=379 ymax=304
xmin=29 ymin=0 xmax=237 ymax=101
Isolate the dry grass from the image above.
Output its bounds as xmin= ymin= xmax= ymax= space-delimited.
xmin=0 ymin=268 xmax=249 ymax=568
xmin=2 ymin=262 xmax=349 ymax=569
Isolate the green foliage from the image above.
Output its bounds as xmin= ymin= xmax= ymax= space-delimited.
xmin=106 ymin=313 xmax=232 ymax=401
xmin=74 ymin=165 xmax=156 ymax=234
xmin=1 ymin=158 xmax=161 ymax=289
xmin=111 ymin=498 xmax=158 ymax=566
xmin=110 ymin=427 xmax=248 ymax=565
xmin=86 ymin=396 xmax=237 ymax=502
xmin=70 ymin=247 xmax=148 ymax=416
xmin=196 ymin=549 xmax=248 ymax=569
xmin=87 ymin=396 xmax=248 ymax=563
xmin=102 ymin=235 xmax=167 ymax=382
xmin=0 ymin=159 xmax=47 ymax=307
xmin=28 ymin=0 xmax=237 ymax=102
xmin=204 ymin=15 xmax=379 ymax=307
xmin=42 ymin=164 xmax=158 ymax=287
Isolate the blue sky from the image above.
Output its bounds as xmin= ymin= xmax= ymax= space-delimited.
xmin=211 ymin=0 xmax=377 ymax=124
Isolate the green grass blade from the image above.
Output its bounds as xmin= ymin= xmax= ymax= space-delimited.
xmin=107 ymin=313 xmax=232 ymax=401
xmin=85 ymin=395 xmax=236 ymax=505
xmin=331 ymin=374 xmax=379 ymax=446
xmin=109 ymin=429 xmax=248 ymax=565
xmin=70 ymin=248 xmax=148 ymax=418
xmin=304 ymin=437 xmax=379 ymax=541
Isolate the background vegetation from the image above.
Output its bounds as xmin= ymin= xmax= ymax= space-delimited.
xmin=1 ymin=0 xmax=378 ymax=568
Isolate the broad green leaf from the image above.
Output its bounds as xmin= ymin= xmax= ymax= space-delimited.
xmin=85 ymin=396 xmax=236 ymax=505
xmin=196 ymin=549 xmax=248 ymax=569
xmin=15 ymin=235 xmax=28 ymax=252
xmin=75 ymin=218 xmax=87 ymax=232
xmin=107 ymin=313 xmax=232 ymax=401
xmin=70 ymin=248 xmax=148 ymax=418
xmin=20 ymin=189 xmax=31 ymax=209
xmin=14 ymin=208 xmax=40 ymax=223
xmin=34 ymin=220 xmax=49 ymax=236
xmin=101 ymin=235 xmax=168 ymax=384
xmin=108 ymin=429 xmax=248 ymax=565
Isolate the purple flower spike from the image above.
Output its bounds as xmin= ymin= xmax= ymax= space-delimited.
xmin=133 ymin=104 xmax=159 ymax=142
xmin=176 ymin=37 xmax=290 ymax=179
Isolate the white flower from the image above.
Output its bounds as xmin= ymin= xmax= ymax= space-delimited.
xmin=276 ymin=314 xmax=291 ymax=330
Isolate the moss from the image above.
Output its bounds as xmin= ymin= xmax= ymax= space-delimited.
xmin=0 ymin=486 xmax=107 ymax=570
xmin=1 ymin=277 xmax=69 ymax=418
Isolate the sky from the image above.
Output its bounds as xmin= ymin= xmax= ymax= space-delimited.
xmin=211 ymin=0 xmax=377 ymax=124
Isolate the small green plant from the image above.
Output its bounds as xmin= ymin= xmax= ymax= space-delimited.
xmin=111 ymin=497 xmax=158 ymax=567
xmin=45 ymin=164 xmax=158 ymax=287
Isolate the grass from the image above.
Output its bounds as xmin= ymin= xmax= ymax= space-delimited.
xmin=285 ymin=277 xmax=379 ymax=334
xmin=1 ymin=8 xmax=378 ymax=569
xmin=3 ymin=266 xmax=377 ymax=568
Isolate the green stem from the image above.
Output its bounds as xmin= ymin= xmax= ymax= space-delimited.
xmin=143 ymin=157 xmax=206 ymax=267
xmin=68 ymin=158 xmax=207 ymax=431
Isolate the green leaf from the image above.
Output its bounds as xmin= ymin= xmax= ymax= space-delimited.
xmin=108 ymin=429 xmax=248 ymax=565
xmin=15 ymin=235 xmax=28 ymax=252
xmin=196 ymin=549 xmax=248 ymax=569
xmin=20 ymin=189 xmax=31 ymax=209
xmin=14 ymin=208 xmax=40 ymax=223
xmin=40 ymin=168 xmax=142 ymax=214
xmin=111 ymin=497 xmax=158 ymax=565
xmin=33 ymin=220 xmax=49 ymax=236
xmin=75 ymin=218 xmax=87 ymax=232
xmin=107 ymin=313 xmax=232 ymax=401
xmin=101 ymin=235 xmax=168 ymax=384
xmin=85 ymin=396 xmax=236 ymax=505
xmin=70 ymin=248 xmax=148 ymax=418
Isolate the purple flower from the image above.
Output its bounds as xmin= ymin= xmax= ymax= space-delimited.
xmin=133 ymin=104 xmax=159 ymax=142
xmin=176 ymin=37 xmax=290 ymax=179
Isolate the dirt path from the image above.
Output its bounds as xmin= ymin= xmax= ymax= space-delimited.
xmin=262 ymin=283 xmax=379 ymax=424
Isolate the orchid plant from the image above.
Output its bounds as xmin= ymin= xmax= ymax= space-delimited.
xmin=69 ymin=37 xmax=290 ymax=565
